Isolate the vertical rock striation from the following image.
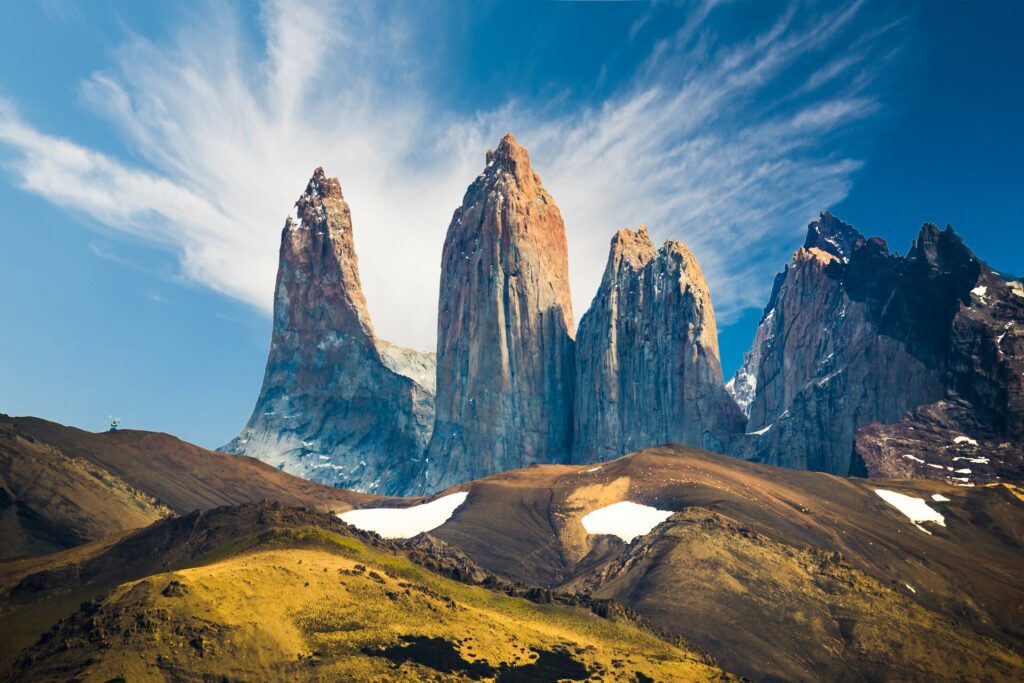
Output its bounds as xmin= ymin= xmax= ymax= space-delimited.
xmin=573 ymin=226 xmax=745 ymax=463
xmin=422 ymin=134 xmax=576 ymax=492
xmin=223 ymin=169 xmax=435 ymax=494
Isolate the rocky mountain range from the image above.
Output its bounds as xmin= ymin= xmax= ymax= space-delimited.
xmin=729 ymin=212 xmax=1024 ymax=483
xmin=224 ymin=136 xmax=1023 ymax=495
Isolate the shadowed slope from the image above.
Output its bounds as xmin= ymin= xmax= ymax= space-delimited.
xmin=0 ymin=417 xmax=171 ymax=559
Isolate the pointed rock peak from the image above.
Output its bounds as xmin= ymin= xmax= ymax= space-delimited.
xmin=610 ymin=225 xmax=657 ymax=270
xmin=661 ymin=238 xmax=696 ymax=259
xmin=292 ymin=165 xmax=348 ymax=229
xmin=297 ymin=166 xmax=344 ymax=213
xmin=914 ymin=222 xmax=942 ymax=248
xmin=803 ymin=211 xmax=865 ymax=263
xmin=910 ymin=221 xmax=975 ymax=272
xmin=484 ymin=132 xmax=535 ymax=183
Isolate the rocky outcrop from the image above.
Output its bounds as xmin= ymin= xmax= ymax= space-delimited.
xmin=730 ymin=213 xmax=946 ymax=475
xmin=573 ymin=226 xmax=744 ymax=462
xmin=854 ymin=246 xmax=1024 ymax=483
xmin=421 ymin=134 xmax=575 ymax=492
xmin=731 ymin=212 xmax=1024 ymax=483
xmin=223 ymin=169 xmax=434 ymax=494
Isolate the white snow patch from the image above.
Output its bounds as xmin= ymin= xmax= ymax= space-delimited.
xmin=901 ymin=453 xmax=925 ymax=464
xmin=953 ymin=456 xmax=989 ymax=464
xmin=584 ymin=466 xmax=602 ymax=473
xmin=581 ymin=501 xmax=674 ymax=543
xmin=905 ymin=583 xmax=917 ymax=594
xmin=953 ymin=435 xmax=979 ymax=447
xmin=338 ymin=491 xmax=469 ymax=539
xmin=931 ymin=494 xmax=951 ymax=502
xmin=747 ymin=424 xmax=772 ymax=436
xmin=954 ymin=468 xmax=972 ymax=474
xmin=971 ymin=285 xmax=988 ymax=302
xmin=874 ymin=489 xmax=946 ymax=530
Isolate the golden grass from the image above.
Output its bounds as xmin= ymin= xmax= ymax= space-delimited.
xmin=13 ymin=527 xmax=732 ymax=682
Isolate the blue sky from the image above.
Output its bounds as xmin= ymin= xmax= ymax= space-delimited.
xmin=1 ymin=0 xmax=1021 ymax=448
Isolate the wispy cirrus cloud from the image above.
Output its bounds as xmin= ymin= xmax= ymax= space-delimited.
xmin=0 ymin=0 xmax=904 ymax=350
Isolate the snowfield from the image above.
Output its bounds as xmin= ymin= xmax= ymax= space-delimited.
xmin=581 ymin=501 xmax=674 ymax=543
xmin=338 ymin=491 xmax=468 ymax=539
xmin=874 ymin=489 xmax=946 ymax=533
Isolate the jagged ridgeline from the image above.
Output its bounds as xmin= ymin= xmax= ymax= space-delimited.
xmin=728 ymin=212 xmax=1024 ymax=483
xmin=225 ymin=138 xmax=1024 ymax=494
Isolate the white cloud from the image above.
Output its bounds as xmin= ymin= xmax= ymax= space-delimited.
xmin=0 ymin=0 xmax=900 ymax=350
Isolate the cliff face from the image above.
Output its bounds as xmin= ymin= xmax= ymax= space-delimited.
xmin=223 ymin=169 xmax=434 ymax=494
xmin=731 ymin=212 xmax=1024 ymax=483
xmin=854 ymin=239 xmax=1024 ymax=483
xmin=422 ymin=134 xmax=575 ymax=492
xmin=573 ymin=227 xmax=744 ymax=462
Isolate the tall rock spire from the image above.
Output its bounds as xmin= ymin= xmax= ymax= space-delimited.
xmin=422 ymin=134 xmax=575 ymax=491
xmin=574 ymin=226 xmax=745 ymax=462
xmin=223 ymin=168 xmax=435 ymax=494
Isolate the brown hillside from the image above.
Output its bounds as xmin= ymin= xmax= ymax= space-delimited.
xmin=421 ymin=445 xmax=1024 ymax=681
xmin=9 ymin=415 xmax=375 ymax=516
xmin=0 ymin=418 xmax=171 ymax=560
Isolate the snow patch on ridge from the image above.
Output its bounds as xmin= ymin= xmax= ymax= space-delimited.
xmin=339 ymin=491 xmax=468 ymax=539
xmin=581 ymin=501 xmax=674 ymax=543
xmin=874 ymin=489 xmax=945 ymax=532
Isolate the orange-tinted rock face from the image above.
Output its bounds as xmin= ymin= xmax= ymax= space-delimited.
xmin=224 ymin=169 xmax=434 ymax=494
xmin=422 ymin=135 xmax=576 ymax=491
xmin=573 ymin=226 xmax=744 ymax=462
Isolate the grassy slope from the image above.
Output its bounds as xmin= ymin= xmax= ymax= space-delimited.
xmin=9 ymin=527 xmax=731 ymax=682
